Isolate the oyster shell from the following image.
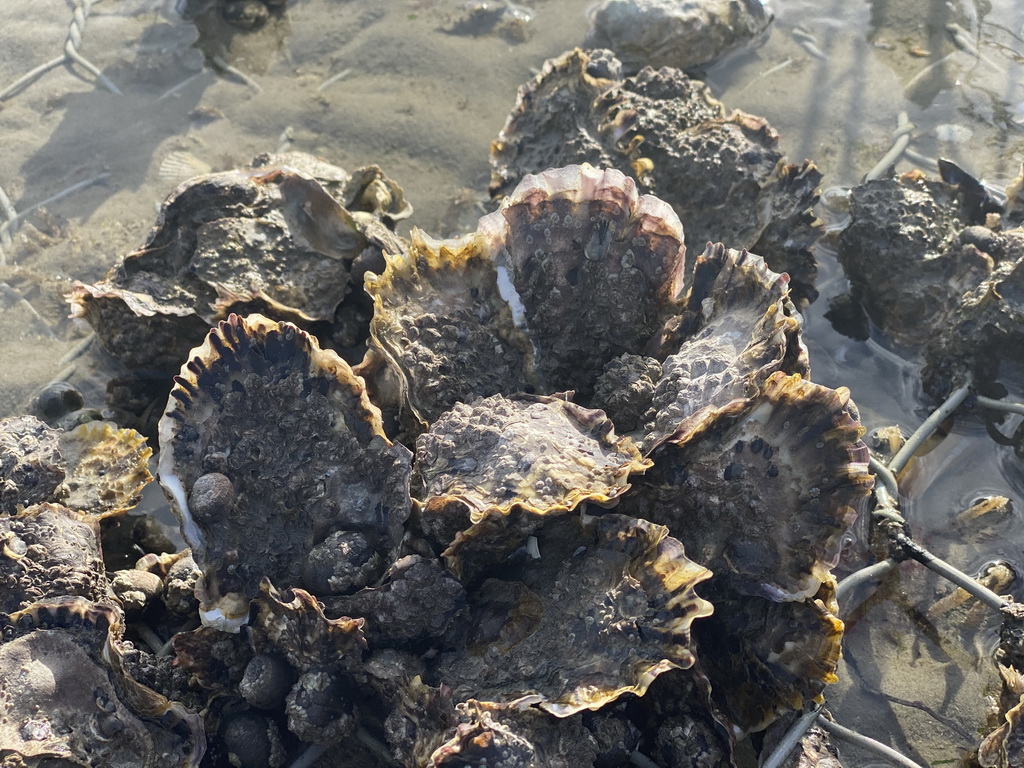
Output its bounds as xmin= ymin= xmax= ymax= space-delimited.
xmin=490 ymin=49 xmax=822 ymax=304
xmin=0 ymin=415 xmax=64 ymax=514
xmin=59 ymin=422 xmax=152 ymax=519
xmin=158 ymin=313 xmax=413 ymax=630
xmin=364 ymin=228 xmax=535 ymax=429
xmin=626 ymin=371 xmax=871 ymax=602
xmin=583 ymin=0 xmax=774 ymax=75
xmin=70 ymin=153 xmax=409 ymax=373
xmin=0 ymin=598 xmax=204 ymax=767
xmin=0 ymin=503 xmax=108 ymax=613
xmin=430 ymin=513 xmax=713 ymax=717
xmin=639 ymin=243 xmax=806 ymax=449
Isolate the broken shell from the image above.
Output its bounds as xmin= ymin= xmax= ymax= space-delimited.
xmin=0 ymin=503 xmax=107 ymax=613
xmin=583 ymin=0 xmax=774 ymax=75
xmin=627 ymin=372 xmax=872 ymax=602
xmin=479 ymin=163 xmax=687 ymax=398
xmin=59 ymin=422 xmax=152 ymax=519
xmin=364 ymin=228 xmax=535 ymax=429
xmin=0 ymin=415 xmax=65 ymax=514
xmin=0 ymin=598 xmax=204 ymax=767
xmin=430 ymin=513 xmax=712 ymax=717
xmin=158 ymin=313 xmax=412 ymax=630
xmin=490 ymin=50 xmax=822 ymax=304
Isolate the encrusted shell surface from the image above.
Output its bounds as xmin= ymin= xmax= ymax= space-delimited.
xmin=364 ymin=229 xmax=535 ymax=429
xmin=158 ymin=313 xmax=412 ymax=630
xmin=0 ymin=503 xmax=107 ymax=613
xmin=583 ymin=0 xmax=774 ymax=75
xmin=490 ymin=50 xmax=822 ymax=303
xmin=417 ymin=393 xmax=650 ymax=526
xmin=70 ymin=155 xmax=408 ymax=372
xmin=0 ymin=415 xmax=64 ymax=514
xmin=59 ymin=422 xmax=152 ymax=519
xmin=0 ymin=598 xmax=204 ymax=768
xmin=626 ymin=372 xmax=872 ymax=602
xmin=479 ymin=163 xmax=688 ymax=398
xmin=640 ymin=243 xmax=806 ymax=449
xmin=979 ymin=664 xmax=1024 ymax=768
xmin=693 ymin=577 xmax=844 ymax=736
xmin=430 ymin=513 xmax=712 ymax=717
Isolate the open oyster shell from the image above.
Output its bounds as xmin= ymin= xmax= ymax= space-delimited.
xmin=490 ymin=49 xmax=822 ymax=304
xmin=364 ymin=228 xmax=535 ymax=429
xmin=158 ymin=313 xmax=412 ymax=631
xmin=0 ymin=503 xmax=108 ymax=613
xmin=626 ymin=372 xmax=871 ymax=601
xmin=430 ymin=513 xmax=713 ymax=717
xmin=70 ymin=154 xmax=409 ymax=373
xmin=0 ymin=598 xmax=204 ymax=767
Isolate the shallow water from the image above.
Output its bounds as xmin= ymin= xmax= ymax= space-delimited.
xmin=0 ymin=0 xmax=1022 ymax=764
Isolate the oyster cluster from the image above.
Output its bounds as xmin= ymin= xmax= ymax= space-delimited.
xmin=835 ymin=166 xmax=1024 ymax=400
xmin=91 ymin=162 xmax=867 ymax=766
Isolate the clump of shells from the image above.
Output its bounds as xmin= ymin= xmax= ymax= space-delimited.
xmin=1 ymin=45 xmax=881 ymax=768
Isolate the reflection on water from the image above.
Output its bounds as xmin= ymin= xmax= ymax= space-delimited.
xmin=0 ymin=0 xmax=1022 ymax=764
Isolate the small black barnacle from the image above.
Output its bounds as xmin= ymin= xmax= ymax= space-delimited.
xmin=723 ymin=463 xmax=744 ymax=481
xmin=766 ymin=464 xmax=779 ymax=478
xmin=750 ymin=437 xmax=765 ymax=455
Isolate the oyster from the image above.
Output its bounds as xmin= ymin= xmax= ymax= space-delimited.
xmin=0 ymin=598 xmax=204 ymax=767
xmin=583 ymin=0 xmax=774 ymax=75
xmin=70 ymin=153 xmax=409 ymax=374
xmin=430 ymin=514 xmax=713 ymax=717
xmin=158 ymin=313 xmax=413 ymax=630
xmin=490 ymin=49 xmax=822 ymax=304
xmin=59 ymin=422 xmax=152 ymax=519
xmin=0 ymin=415 xmax=65 ymax=514
xmin=0 ymin=503 xmax=108 ymax=613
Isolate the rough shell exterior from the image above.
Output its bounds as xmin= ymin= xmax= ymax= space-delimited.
xmin=0 ymin=598 xmax=204 ymax=767
xmin=70 ymin=154 xmax=409 ymax=372
xmin=583 ymin=0 xmax=774 ymax=75
xmin=416 ymin=393 xmax=650 ymax=525
xmin=430 ymin=514 xmax=713 ymax=717
xmin=0 ymin=415 xmax=65 ymax=514
xmin=640 ymin=243 xmax=806 ymax=449
xmin=158 ymin=313 xmax=412 ymax=630
xmin=59 ymin=422 xmax=152 ymax=519
xmin=490 ymin=49 xmax=822 ymax=304
xmin=480 ymin=163 xmax=688 ymax=398
xmin=0 ymin=503 xmax=108 ymax=613
xmin=626 ymin=371 xmax=872 ymax=602
xmin=364 ymin=228 xmax=535 ymax=429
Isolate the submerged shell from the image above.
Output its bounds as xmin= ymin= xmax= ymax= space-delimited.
xmin=70 ymin=155 xmax=408 ymax=373
xmin=158 ymin=313 xmax=412 ymax=630
xmin=693 ymin=577 xmax=844 ymax=736
xmin=626 ymin=372 xmax=872 ymax=602
xmin=364 ymin=229 xmax=535 ymax=429
xmin=583 ymin=0 xmax=774 ymax=75
xmin=490 ymin=49 xmax=821 ymax=304
xmin=0 ymin=503 xmax=107 ymax=613
xmin=430 ymin=514 xmax=712 ymax=717
xmin=479 ymin=163 xmax=688 ymax=398
xmin=0 ymin=415 xmax=65 ymax=514
xmin=417 ymin=393 xmax=650 ymax=526
xmin=0 ymin=598 xmax=204 ymax=767
xmin=59 ymin=422 xmax=152 ymax=519
xmin=641 ymin=243 xmax=806 ymax=449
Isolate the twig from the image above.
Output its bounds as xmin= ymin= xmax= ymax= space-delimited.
xmin=865 ymin=112 xmax=912 ymax=181
xmin=134 ymin=623 xmax=166 ymax=655
xmin=760 ymin=704 xmax=825 ymax=768
xmin=0 ymin=173 xmax=111 ymax=242
xmin=0 ymin=184 xmax=16 ymax=250
xmin=58 ymin=332 xmax=96 ymax=365
xmin=888 ymin=385 xmax=971 ymax=474
xmin=893 ymin=532 xmax=1008 ymax=610
xmin=288 ymin=743 xmax=327 ymax=768
xmin=158 ymin=70 xmax=208 ymax=101
xmin=868 ymin=455 xmax=899 ymax=500
xmin=817 ymin=716 xmax=927 ymax=768
xmin=629 ymin=750 xmax=661 ymax=768
xmin=316 ymin=67 xmax=352 ymax=92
